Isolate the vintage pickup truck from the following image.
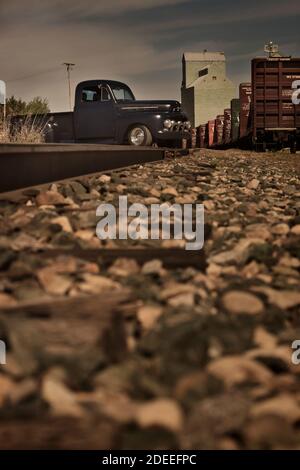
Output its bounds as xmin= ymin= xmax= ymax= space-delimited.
xmin=22 ymin=80 xmax=192 ymax=147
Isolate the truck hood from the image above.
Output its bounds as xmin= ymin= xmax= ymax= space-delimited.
xmin=118 ymin=100 xmax=181 ymax=112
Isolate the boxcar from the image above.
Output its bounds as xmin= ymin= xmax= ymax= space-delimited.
xmin=223 ymin=108 xmax=232 ymax=144
xmin=251 ymin=56 xmax=300 ymax=152
xmin=214 ymin=115 xmax=224 ymax=145
xmin=231 ymin=98 xmax=240 ymax=142
xmin=207 ymin=120 xmax=215 ymax=147
xmin=239 ymin=83 xmax=252 ymax=139
xmin=197 ymin=124 xmax=207 ymax=148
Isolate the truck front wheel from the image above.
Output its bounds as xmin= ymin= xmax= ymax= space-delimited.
xmin=128 ymin=125 xmax=153 ymax=146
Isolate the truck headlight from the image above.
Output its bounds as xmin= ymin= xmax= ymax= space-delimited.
xmin=164 ymin=119 xmax=172 ymax=129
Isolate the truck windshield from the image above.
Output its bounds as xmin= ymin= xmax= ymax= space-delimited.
xmin=111 ymin=85 xmax=135 ymax=102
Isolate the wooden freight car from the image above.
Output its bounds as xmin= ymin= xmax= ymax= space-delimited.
xmin=251 ymin=56 xmax=300 ymax=152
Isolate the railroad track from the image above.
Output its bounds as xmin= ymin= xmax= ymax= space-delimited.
xmin=0 ymin=246 xmax=206 ymax=320
xmin=0 ymin=152 xmax=209 ymax=328
xmin=0 ymin=246 xmax=206 ymax=275
xmin=0 ymin=145 xmax=210 ymax=322
xmin=0 ymin=143 xmax=186 ymax=193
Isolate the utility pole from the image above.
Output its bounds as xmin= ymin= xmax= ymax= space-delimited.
xmin=63 ymin=63 xmax=75 ymax=111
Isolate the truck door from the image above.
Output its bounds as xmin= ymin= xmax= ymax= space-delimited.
xmin=74 ymin=84 xmax=116 ymax=142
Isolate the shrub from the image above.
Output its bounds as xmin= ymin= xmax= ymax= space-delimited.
xmin=0 ymin=116 xmax=47 ymax=144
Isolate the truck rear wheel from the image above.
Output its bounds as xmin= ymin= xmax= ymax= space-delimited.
xmin=128 ymin=125 xmax=153 ymax=146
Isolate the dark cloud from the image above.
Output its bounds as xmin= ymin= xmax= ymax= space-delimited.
xmin=0 ymin=0 xmax=299 ymax=111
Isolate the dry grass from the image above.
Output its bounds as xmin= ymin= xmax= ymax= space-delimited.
xmin=0 ymin=116 xmax=47 ymax=144
xmin=0 ymin=119 xmax=10 ymax=143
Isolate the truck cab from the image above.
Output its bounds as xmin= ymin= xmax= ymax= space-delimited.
xmin=47 ymin=80 xmax=191 ymax=146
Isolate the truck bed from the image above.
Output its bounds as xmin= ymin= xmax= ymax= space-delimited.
xmin=42 ymin=112 xmax=74 ymax=143
xmin=12 ymin=112 xmax=74 ymax=143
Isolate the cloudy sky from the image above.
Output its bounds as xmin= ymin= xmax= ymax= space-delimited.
xmin=0 ymin=0 xmax=299 ymax=111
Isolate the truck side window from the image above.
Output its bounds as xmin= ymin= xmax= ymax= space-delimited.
xmin=81 ymin=87 xmax=100 ymax=102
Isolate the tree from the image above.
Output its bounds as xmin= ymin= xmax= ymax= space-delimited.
xmin=6 ymin=96 xmax=27 ymax=116
xmin=5 ymin=95 xmax=50 ymax=116
xmin=26 ymin=97 xmax=50 ymax=115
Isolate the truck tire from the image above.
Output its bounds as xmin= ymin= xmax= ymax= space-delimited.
xmin=128 ymin=125 xmax=153 ymax=146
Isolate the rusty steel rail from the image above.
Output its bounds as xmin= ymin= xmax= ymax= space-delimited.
xmin=0 ymin=143 xmax=167 ymax=193
xmin=36 ymin=247 xmax=207 ymax=270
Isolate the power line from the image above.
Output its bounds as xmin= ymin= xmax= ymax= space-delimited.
xmin=5 ymin=66 xmax=62 ymax=84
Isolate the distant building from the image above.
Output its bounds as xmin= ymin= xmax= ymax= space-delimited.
xmin=181 ymin=51 xmax=236 ymax=127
